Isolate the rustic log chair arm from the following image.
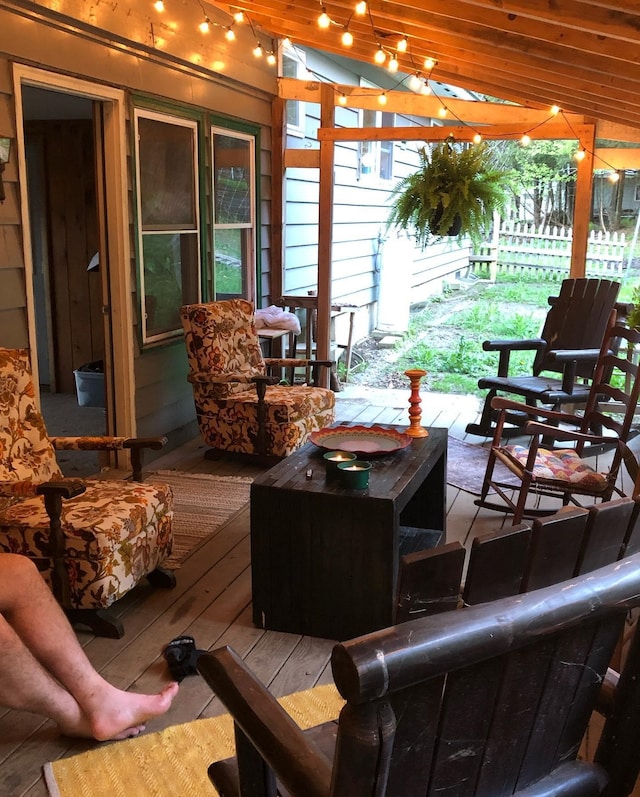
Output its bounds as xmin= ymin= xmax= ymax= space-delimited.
xmin=197 ymin=646 xmax=332 ymax=797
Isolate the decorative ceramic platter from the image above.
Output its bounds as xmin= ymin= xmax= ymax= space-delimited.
xmin=309 ymin=424 xmax=412 ymax=456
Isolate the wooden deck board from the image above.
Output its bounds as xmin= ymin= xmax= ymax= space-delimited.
xmin=3 ymin=387 xmax=629 ymax=797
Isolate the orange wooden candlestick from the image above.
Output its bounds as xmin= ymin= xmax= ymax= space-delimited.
xmin=404 ymin=368 xmax=429 ymax=438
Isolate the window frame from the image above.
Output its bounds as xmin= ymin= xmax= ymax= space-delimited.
xmin=280 ymin=46 xmax=307 ymax=138
xmin=211 ymin=125 xmax=257 ymax=303
xmin=133 ymin=107 xmax=201 ymax=346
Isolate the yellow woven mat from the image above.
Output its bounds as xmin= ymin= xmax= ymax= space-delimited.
xmin=44 ymin=683 xmax=343 ymax=797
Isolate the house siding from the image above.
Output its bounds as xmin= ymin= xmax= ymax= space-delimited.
xmin=0 ymin=5 xmax=275 ymax=449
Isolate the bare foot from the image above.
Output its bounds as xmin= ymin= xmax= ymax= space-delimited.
xmin=59 ymin=682 xmax=179 ymax=741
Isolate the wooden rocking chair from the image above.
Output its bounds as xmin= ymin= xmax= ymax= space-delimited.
xmin=466 ymin=277 xmax=621 ymax=439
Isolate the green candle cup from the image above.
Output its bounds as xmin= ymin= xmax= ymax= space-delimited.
xmin=323 ymin=450 xmax=357 ymax=479
xmin=337 ymin=459 xmax=372 ymax=489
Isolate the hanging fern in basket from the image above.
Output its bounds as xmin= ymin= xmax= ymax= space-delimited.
xmin=387 ymin=140 xmax=508 ymax=248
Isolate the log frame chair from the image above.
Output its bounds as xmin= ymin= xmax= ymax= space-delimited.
xmin=0 ymin=348 xmax=176 ymax=639
xmin=198 ymin=550 xmax=640 ymax=797
xmin=198 ymin=497 xmax=640 ymax=797
xmin=475 ymin=321 xmax=640 ymax=525
xmin=465 ymin=278 xmax=622 ymax=440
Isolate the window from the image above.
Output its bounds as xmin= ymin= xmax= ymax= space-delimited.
xmin=134 ymin=110 xmax=200 ymax=344
xmin=358 ymin=110 xmax=395 ymax=181
xmin=212 ymin=128 xmax=256 ymax=301
xmin=281 ymin=48 xmax=307 ymax=137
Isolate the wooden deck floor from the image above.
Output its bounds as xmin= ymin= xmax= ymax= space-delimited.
xmin=0 ymin=386 xmax=613 ymax=796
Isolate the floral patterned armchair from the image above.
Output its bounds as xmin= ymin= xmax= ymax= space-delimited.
xmin=0 ymin=348 xmax=175 ymax=638
xmin=180 ymin=300 xmax=336 ymax=459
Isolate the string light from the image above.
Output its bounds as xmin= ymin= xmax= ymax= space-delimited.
xmin=355 ymin=1 xmax=366 ymax=14
xmin=473 ymin=133 xmax=482 ymax=144
xmin=338 ymin=92 xmax=347 ymax=105
xmin=233 ymin=10 xmax=244 ymax=23
xmin=609 ymin=171 xmax=620 ymax=183
xmin=421 ymin=80 xmax=431 ymax=95
xmin=267 ymin=50 xmax=277 ymax=65
xmin=374 ymin=45 xmax=386 ymax=64
xmin=342 ymin=29 xmax=353 ymax=46
xmin=378 ymin=92 xmax=387 ymax=105
xmin=253 ymin=41 xmax=263 ymax=57
xmin=424 ymin=57 xmax=436 ymax=71
xmin=199 ymin=18 xmax=210 ymax=33
xmin=574 ymin=148 xmax=586 ymax=162
xmin=409 ymin=72 xmax=422 ymax=91
xmin=550 ymin=105 xmax=561 ymax=115
xmin=153 ymin=0 xmax=164 ymax=11
xmin=438 ymin=107 xmax=447 ymax=118
xmin=521 ymin=134 xmax=531 ymax=146
xmin=225 ymin=26 xmax=236 ymax=41
xmin=397 ymin=36 xmax=408 ymax=53
xmin=388 ymin=54 xmax=399 ymax=72
xmin=318 ymin=7 xmax=331 ymax=28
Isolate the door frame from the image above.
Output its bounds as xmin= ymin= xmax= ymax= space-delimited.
xmin=12 ymin=64 xmax=136 ymax=440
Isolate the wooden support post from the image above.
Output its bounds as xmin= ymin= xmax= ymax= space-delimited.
xmin=270 ymin=95 xmax=285 ymax=303
xmin=571 ymin=123 xmax=596 ymax=279
xmin=316 ymin=83 xmax=335 ymax=389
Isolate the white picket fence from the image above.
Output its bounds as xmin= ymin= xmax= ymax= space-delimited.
xmin=470 ymin=221 xmax=628 ymax=278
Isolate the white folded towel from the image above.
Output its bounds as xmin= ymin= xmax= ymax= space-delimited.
xmin=255 ymin=305 xmax=301 ymax=335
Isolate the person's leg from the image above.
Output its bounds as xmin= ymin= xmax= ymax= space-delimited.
xmin=0 ymin=553 xmax=179 ymax=740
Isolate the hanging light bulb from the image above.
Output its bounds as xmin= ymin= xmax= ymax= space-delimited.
xmin=424 ymin=57 xmax=436 ymax=71
xmin=342 ymin=29 xmax=353 ymax=46
xmin=550 ymin=104 xmax=561 ymax=115
xmin=438 ymin=107 xmax=447 ymax=118
xmin=225 ymin=26 xmax=236 ymax=41
xmin=233 ymin=10 xmax=244 ymax=23
xmin=397 ymin=36 xmax=408 ymax=53
xmin=521 ymin=134 xmax=531 ymax=146
xmin=388 ymin=54 xmax=399 ymax=72
xmin=267 ymin=51 xmax=277 ymax=65
xmin=378 ymin=92 xmax=387 ymax=106
xmin=355 ymin=1 xmax=366 ymax=14
xmin=153 ymin=0 xmax=164 ymax=11
xmin=409 ymin=72 xmax=422 ymax=91
xmin=473 ymin=133 xmax=482 ymax=144
xmin=420 ymin=80 xmax=431 ymax=95
xmin=253 ymin=41 xmax=264 ymax=57
xmin=318 ymin=7 xmax=331 ymax=28
xmin=609 ymin=171 xmax=620 ymax=183
xmin=574 ymin=148 xmax=586 ymax=161
xmin=338 ymin=93 xmax=347 ymax=105
xmin=198 ymin=18 xmax=210 ymax=33
xmin=374 ymin=45 xmax=386 ymax=64
xmin=282 ymin=37 xmax=292 ymax=48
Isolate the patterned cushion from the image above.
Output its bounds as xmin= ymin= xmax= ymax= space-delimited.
xmin=502 ymin=444 xmax=609 ymax=493
xmin=181 ymin=300 xmax=336 ymax=457
xmin=0 ymin=347 xmax=174 ymax=610
xmin=0 ymin=349 xmax=62 ymax=484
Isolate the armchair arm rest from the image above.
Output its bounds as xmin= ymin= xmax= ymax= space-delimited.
xmin=35 ymin=478 xmax=86 ymax=501
xmin=197 ymin=647 xmax=332 ymax=797
xmin=50 ymin=437 xmax=167 ymax=482
xmin=263 ymin=358 xmax=333 ymax=369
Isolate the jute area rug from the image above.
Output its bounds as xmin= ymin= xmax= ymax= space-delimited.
xmin=149 ymin=471 xmax=252 ymax=569
xmin=44 ymin=683 xmax=344 ymax=797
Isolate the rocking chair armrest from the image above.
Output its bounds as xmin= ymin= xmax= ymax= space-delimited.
xmin=482 ymin=338 xmax=546 ymax=377
xmin=482 ymin=338 xmax=546 ymax=353
xmin=197 ymin=647 xmax=333 ymax=797
xmin=547 ymin=348 xmax=603 ymax=364
xmin=523 ymin=421 xmax=613 ymax=446
xmin=490 ymin=396 xmax=583 ymax=427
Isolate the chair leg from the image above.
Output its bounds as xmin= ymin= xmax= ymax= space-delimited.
xmin=147 ymin=567 xmax=177 ymax=589
xmin=66 ymin=607 xmax=125 ymax=639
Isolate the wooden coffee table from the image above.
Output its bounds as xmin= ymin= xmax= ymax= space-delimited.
xmin=250 ymin=424 xmax=447 ymax=640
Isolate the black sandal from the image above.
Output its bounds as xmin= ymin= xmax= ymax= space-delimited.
xmin=162 ymin=635 xmax=207 ymax=682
